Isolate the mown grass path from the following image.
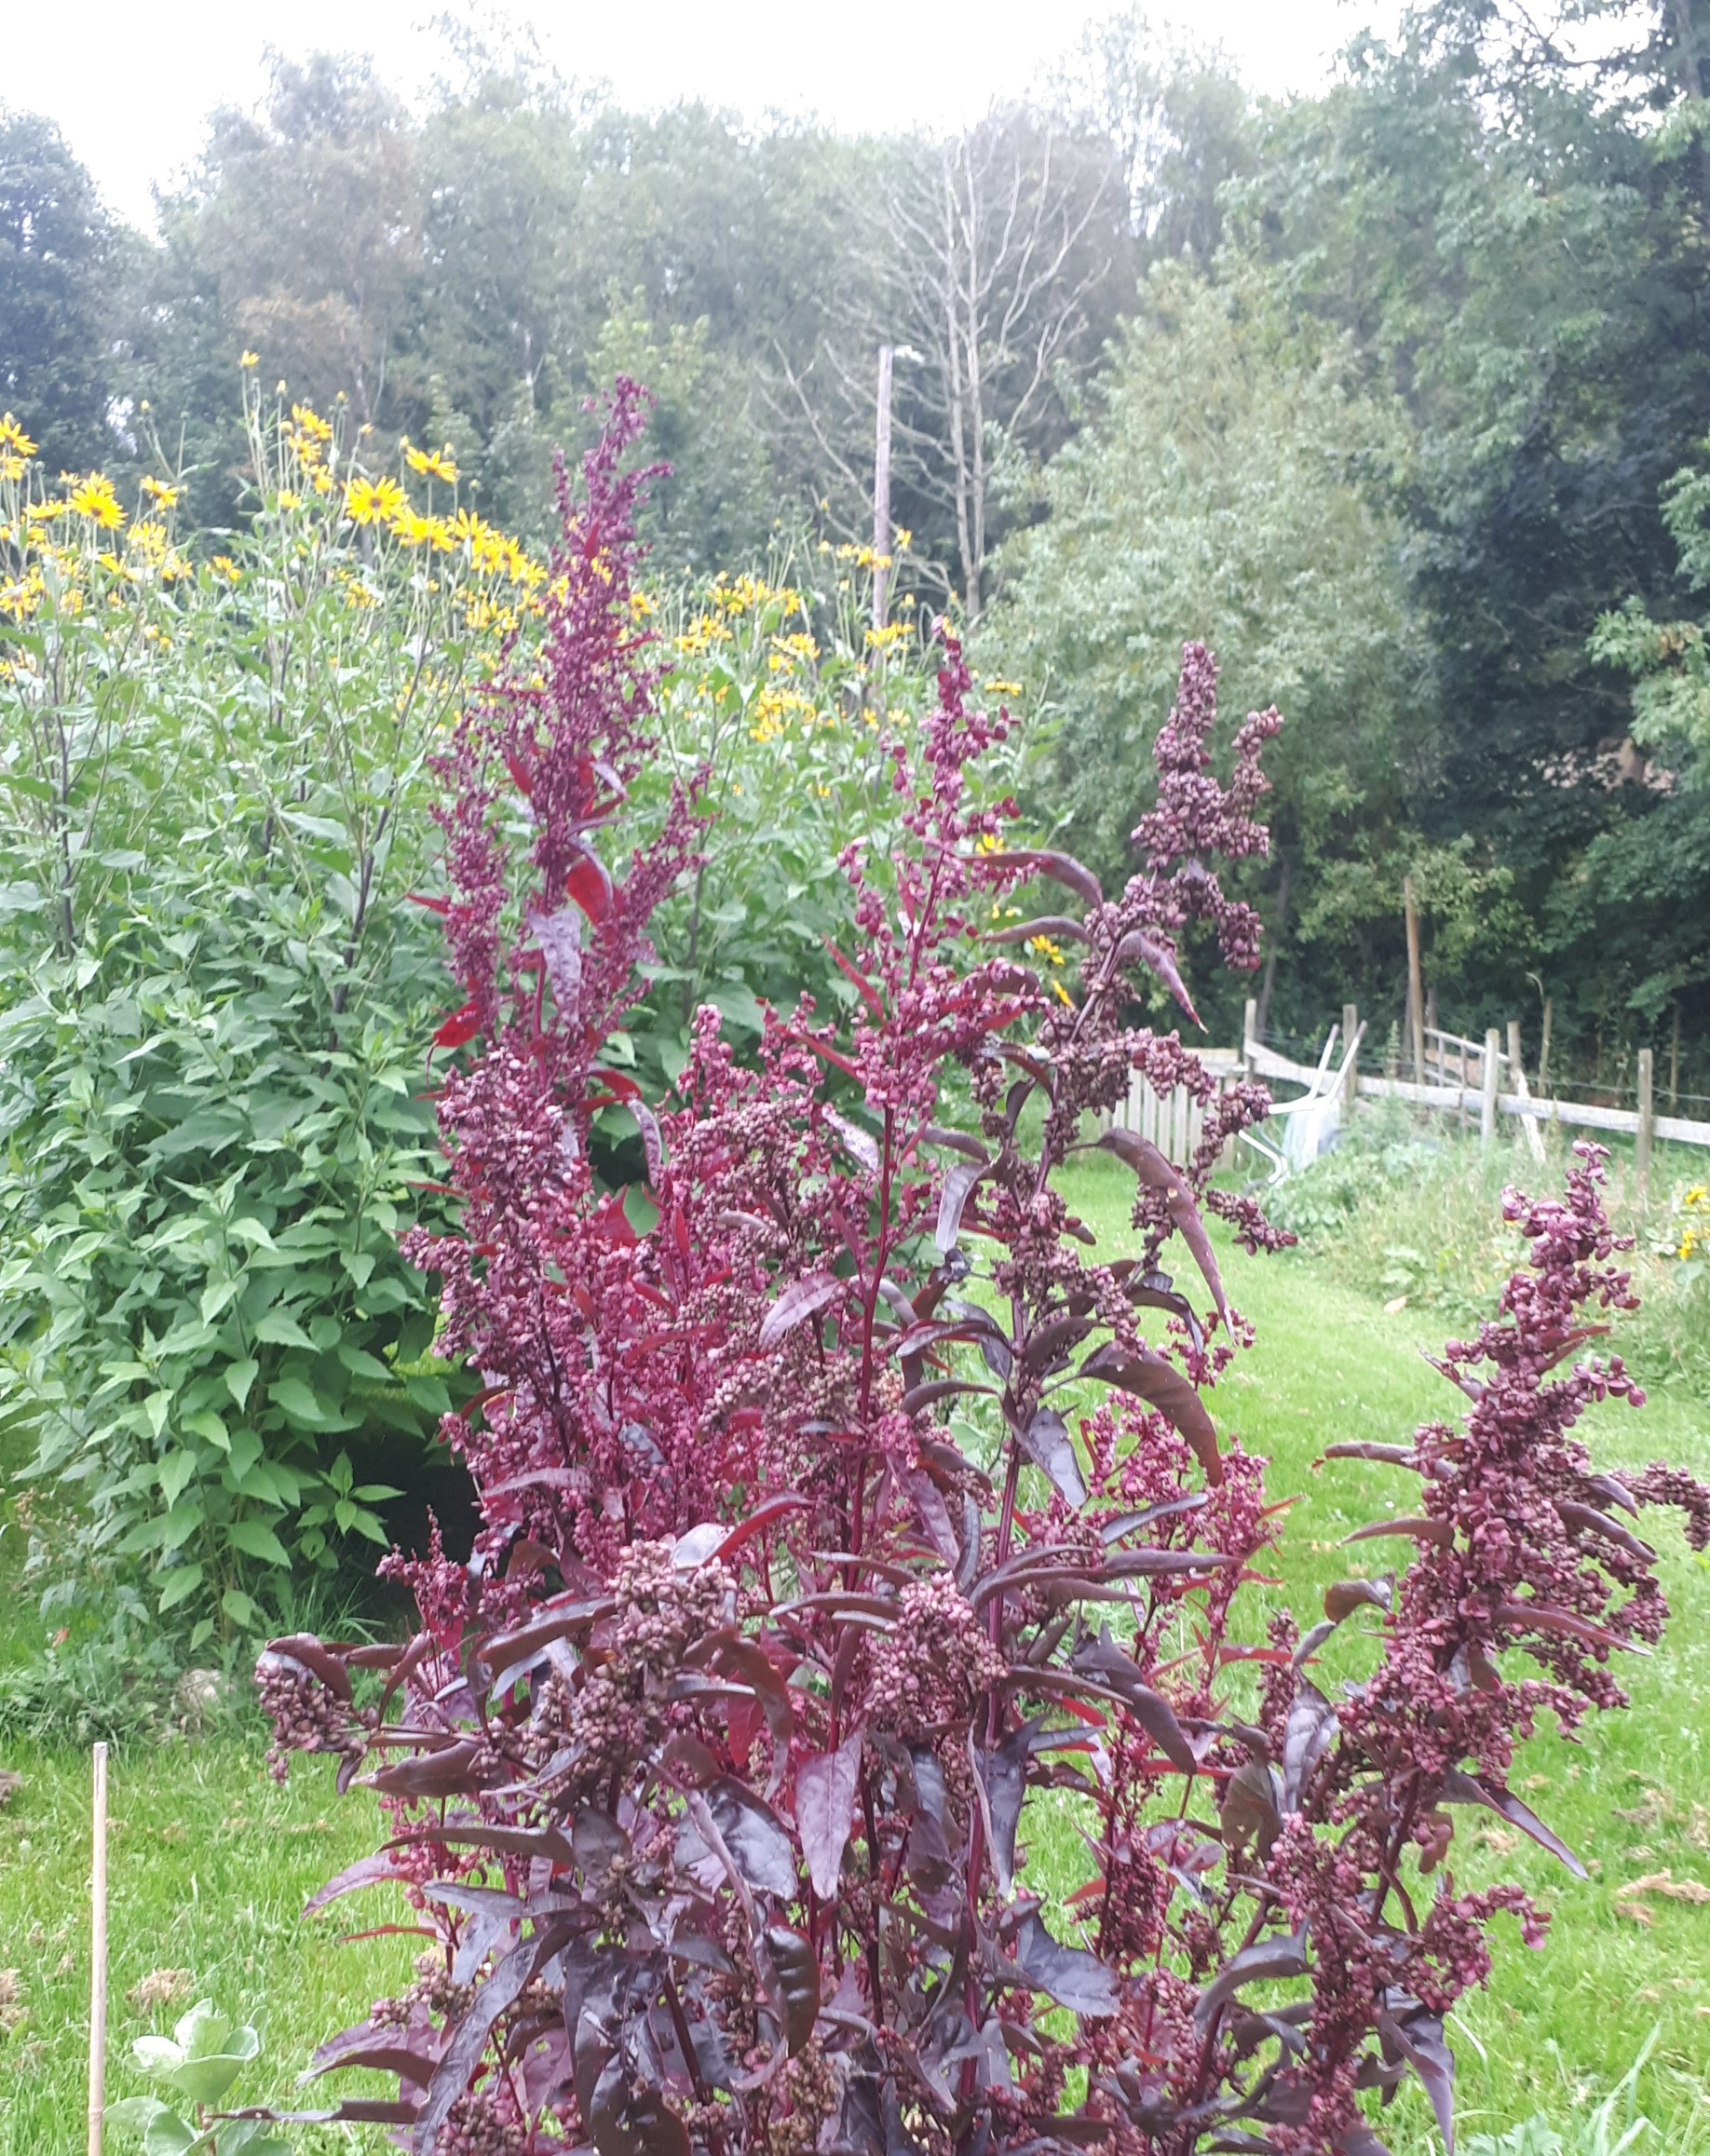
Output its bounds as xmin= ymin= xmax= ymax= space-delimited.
xmin=0 ymin=1156 xmax=1704 ymax=2151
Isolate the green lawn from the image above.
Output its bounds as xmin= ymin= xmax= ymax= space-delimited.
xmin=1 ymin=1153 xmax=1706 ymax=2152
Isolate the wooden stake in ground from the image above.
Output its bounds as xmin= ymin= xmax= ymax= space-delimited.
xmin=88 ymin=1740 xmax=108 ymax=2156
xmin=1404 ymin=875 xmax=1425 ymax=1088
xmin=1636 ymin=1046 xmax=1655 ymax=1197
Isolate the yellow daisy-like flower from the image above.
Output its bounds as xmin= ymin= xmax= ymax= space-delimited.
xmin=140 ymin=476 xmax=181 ymax=508
xmin=69 ymin=474 xmax=125 ymax=530
xmin=894 ymin=526 xmax=913 ymax=550
xmin=239 ymin=351 xmax=260 ymax=370
xmin=0 ymin=452 xmax=24 ymax=482
xmin=291 ymin=403 xmax=332 ymax=444
xmin=345 ymin=476 xmax=403 ymax=527
xmin=276 ymin=489 xmax=301 ymax=511
xmin=404 ymin=442 xmax=458 ymax=482
xmin=0 ymin=414 xmax=37 ymax=457
xmin=388 ymin=505 xmax=435 ymax=548
xmin=210 ymin=555 xmax=242 ymax=584
xmin=25 ymin=499 xmax=65 ymax=524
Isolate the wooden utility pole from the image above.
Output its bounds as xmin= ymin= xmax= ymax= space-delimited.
xmin=1636 ymin=1046 xmax=1655 ymax=1195
xmin=1538 ymin=997 xmax=1554 ymax=1097
xmin=1404 ymin=875 xmax=1425 ymax=1087
xmin=88 ymin=1741 xmax=108 ymax=2156
xmin=873 ymin=344 xmax=894 ymax=632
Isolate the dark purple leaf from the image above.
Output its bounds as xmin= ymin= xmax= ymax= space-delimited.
xmin=984 ymin=914 xmax=1092 ymax=948
xmin=1323 ymin=1443 xmax=1423 ymax=1469
xmin=902 ymin=1378 xmax=998 ymax=1417
xmin=758 ymin=1272 xmax=846 ymax=1350
xmin=758 ymin=1924 xmax=821 ymax=2054
xmin=1079 ymin=1344 xmax=1221 ymax=1486
xmin=1280 ymin=1682 xmax=1337 ymax=1811
xmin=936 ymin=1160 xmax=989 ymax=1254
xmin=1378 ymin=2011 xmax=1455 ymax=2155
xmin=1556 ymin=1500 xmax=1656 ymax=1563
xmin=707 ymin=1778 xmax=797 ymax=1898
xmin=1113 ymin=928 xmax=1201 ymax=1026
xmin=1013 ymin=1913 xmax=1120 ymax=2017
xmin=1439 ymin=1769 xmax=1585 ymax=1878
xmin=972 ymin=1726 xmax=1031 ymax=1893
xmin=1343 ymin=1517 xmax=1453 ymax=1551
xmin=416 ymin=1932 xmax=550 ymax=2152
xmin=795 ymin=1731 xmax=862 ymax=1901
xmin=1192 ymin=1929 xmax=1309 ymax=2032
xmin=1069 ymin=1630 xmax=1197 ymax=1774
xmin=1323 ymin=1577 xmax=1393 ymax=1623
xmin=302 ymin=1854 xmax=403 ymax=1919
xmin=1092 ymin=1132 xmax=1228 ymax=1327
xmin=590 ymin=2060 xmax=690 ymax=2156
xmin=981 ymin=850 xmax=1104 ymax=909
xmin=263 ymin=1634 xmax=352 ymax=1703
xmin=1220 ymin=1762 xmax=1282 ymax=1860
xmin=1015 ymin=1405 xmax=1088 ymax=1508
xmin=528 ymin=904 xmax=583 ymax=1018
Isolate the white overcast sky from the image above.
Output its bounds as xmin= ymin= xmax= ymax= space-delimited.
xmin=9 ymin=0 xmax=1402 ymax=233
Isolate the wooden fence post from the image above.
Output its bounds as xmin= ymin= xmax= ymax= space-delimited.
xmin=1342 ymin=1002 xmax=1360 ymax=1114
xmin=1538 ymin=996 xmax=1553 ymax=1096
xmin=1404 ymin=875 xmax=1425 ymax=1087
xmin=1508 ymin=1017 xmax=1545 ymax=1165
xmin=1242 ymin=997 xmax=1257 ymax=1075
xmin=1636 ymin=1047 xmax=1654 ymax=1195
xmin=1481 ymin=1027 xmax=1500 ymax=1147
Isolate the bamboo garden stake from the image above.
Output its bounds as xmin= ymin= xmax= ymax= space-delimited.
xmin=88 ymin=1740 xmax=108 ymax=2156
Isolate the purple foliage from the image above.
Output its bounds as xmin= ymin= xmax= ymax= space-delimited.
xmin=259 ymin=400 xmax=1710 ymax=2156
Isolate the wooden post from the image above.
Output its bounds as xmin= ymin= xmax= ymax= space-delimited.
xmin=1636 ymin=1046 xmax=1655 ymax=1195
xmin=1342 ymin=1001 xmax=1360 ymax=1114
xmin=88 ymin=1741 xmax=108 ymax=2156
xmin=1670 ymin=1003 xmax=1681 ymax=1111
xmin=1481 ymin=1027 xmax=1500 ymax=1146
xmin=1538 ymin=996 xmax=1553 ymax=1096
xmin=1242 ymin=996 xmax=1257 ymax=1073
xmin=872 ymin=345 xmax=894 ymax=632
xmin=1509 ymin=1018 xmax=1545 ymax=1164
xmin=1404 ymin=875 xmax=1425 ymax=1087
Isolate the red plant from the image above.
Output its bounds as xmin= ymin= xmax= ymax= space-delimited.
xmin=259 ymin=397 xmax=1710 ymax=2156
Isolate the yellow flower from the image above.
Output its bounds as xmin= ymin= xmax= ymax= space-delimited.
xmin=239 ymin=351 xmax=260 ymax=370
xmin=630 ymin=590 xmax=655 ymax=619
xmin=68 ymin=474 xmax=125 ymax=530
xmin=981 ymin=676 xmax=1024 ymax=697
xmin=894 ymin=526 xmax=912 ymax=550
xmin=1026 ymin=934 xmax=1066 ymax=967
xmin=140 ymin=476 xmax=180 ymax=508
xmin=344 ymin=475 xmax=403 ymax=527
xmin=1052 ymin=981 xmax=1073 ymax=1008
xmin=0 ymin=414 xmax=37 ymax=457
xmin=404 ymin=442 xmax=458 ymax=482
xmin=291 ymin=403 xmax=332 ymax=443
xmin=388 ymin=505 xmax=451 ymax=549
xmin=276 ymin=489 xmax=301 ymax=511
xmin=0 ymin=453 xmax=24 ymax=483
xmin=210 ymin=555 xmax=241 ymax=584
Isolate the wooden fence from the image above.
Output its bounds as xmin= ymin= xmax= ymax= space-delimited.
xmin=1102 ymin=1008 xmax=1710 ymax=1177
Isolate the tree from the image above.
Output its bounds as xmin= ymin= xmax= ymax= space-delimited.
xmin=783 ymin=109 xmax=1132 ymax=620
xmin=0 ymin=111 xmax=120 ymax=474
xmin=984 ymin=259 xmax=1427 ymax=1040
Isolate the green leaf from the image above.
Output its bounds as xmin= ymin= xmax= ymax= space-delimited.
xmin=224 ymin=1358 xmax=259 ymax=1409
xmin=252 ymin=1310 xmax=314 ymax=1349
xmin=184 ymin=1408 xmax=230 ymax=1452
xmin=143 ymin=1390 xmax=172 ymax=1440
xmin=106 ymin=2095 xmax=176 ymax=2136
xmin=270 ymin=1375 xmax=332 ymax=1424
xmin=156 ymin=1564 xmax=205 ymax=1613
xmin=200 ymin=1278 xmax=239 ymax=1324
xmin=225 ymin=1517 xmax=291 ymax=1566
xmin=157 ymin=1450 xmax=198 ymax=1507
xmin=142 ymin=2113 xmax=198 ymax=2156
xmin=222 ymin=1586 xmax=260 ymax=1628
